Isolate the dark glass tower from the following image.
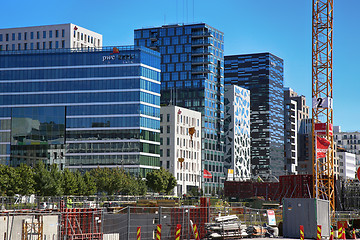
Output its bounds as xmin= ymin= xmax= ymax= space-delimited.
xmin=224 ymin=53 xmax=284 ymax=177
xmin=135 ymin=23 xmax=225 ymax=193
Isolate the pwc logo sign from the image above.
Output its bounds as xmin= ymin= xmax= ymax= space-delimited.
xmin=102 ymin=47 xmax=120 ymax=62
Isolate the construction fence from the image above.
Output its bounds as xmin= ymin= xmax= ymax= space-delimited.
xmin=0 ymin=205 xmax=281 ymax=240
xmin=102 ymin=206 xmax=282 ymax=240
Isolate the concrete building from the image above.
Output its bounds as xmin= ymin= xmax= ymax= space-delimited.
xmin=0 ymin=46 xmax=161 ymax=177
xmin=225 ymin=53 xmax=284 ymax=178
xmin=224 ymin=85 xmax=251 ymax=181
xmin=160 ymin=106 xmax=202 ymax=196
xmin=284 ymin=88 xmax=310 ymax=174
xmin=337 ymin=151 xmax=356 ymax=179
xmin=135 ymin=23 xmax=225 ymax=194
xmin=0 ymin=23 xmax=102 ymax=51
xmin=334 ymin=127 xmax=360 ymax=166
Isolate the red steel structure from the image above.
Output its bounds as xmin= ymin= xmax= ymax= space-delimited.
xmin=311 ymin=0 xmax=335 ymax=211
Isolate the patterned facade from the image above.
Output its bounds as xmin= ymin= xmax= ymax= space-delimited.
xmin=224 ymin=85 xmax=251 ymax=180
xmin=225 ymin=53 xmax=284 ymax=177
xmin=135 ymin=23 xmax=225 ymax=194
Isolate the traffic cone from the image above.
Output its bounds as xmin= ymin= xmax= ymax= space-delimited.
xmin=342 ymin=227 xmax=346 ymax=240
xmin=352 ymin=228 xmax=356 ymax=239
xmin=330 ymin=226 xmax=334 ymax=240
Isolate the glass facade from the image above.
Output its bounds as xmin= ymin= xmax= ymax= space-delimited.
xmin=0 ymin=46 xmax=161 ymax=177
xmin=224 ymin=53 xmax=284 ymax=177
xmin=135 ymin=23 xmax=225 ymax=194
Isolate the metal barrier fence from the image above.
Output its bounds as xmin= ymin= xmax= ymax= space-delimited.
xmin=101 ymin=206 xmax=282 ymax=240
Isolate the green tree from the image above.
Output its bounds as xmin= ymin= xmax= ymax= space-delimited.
xmin=33 ymin=162 xmax=52 ymax=196
xmin=165 ymin=171 xmax=177 ymax=194
xmin=62 ymin=168 xmax=78 ymax=195
xmin=0 ymin=165 xmax=20 ymax=196
xmin=82 ymin=171 xmax=97 ymax=195
xmin=91 ymin=167 xmax=113 ymax=194
xmin=136 ymin=177 xmax=147 ymax=196
xmin=34 ymin=162 xmax=63 ymax=196
xmin=49 ymin=164 xmax=63 ymax=196
xmin=146 ymin=168 xmax=176 ymax=194
xmin=74 ymin=170 xmax=86 ymax=195
xmin=16 ymin=164 xmax=35 ymax=196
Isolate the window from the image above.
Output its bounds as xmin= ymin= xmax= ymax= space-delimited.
xmin=166 ymin=161 xmax=170 ymax=169
xmin=17 ymin=33 xmax=21 ymax=40
xmin=30 ymin=43 xmax=33 ymax=50
xmin=160 ymin=138 xmax=163 ymax=145
xmin=24 ymin=43 xmax=27 ymax=50
xmin=36 ymin=42 xmax=40 ymax=49
xmin=62 ymin=29 xmax=65 ymax=37
xmin=17 ymin=43 xmax=20 ymax=50
xmin=160 ymin=114 xmax=163 ymax=122
xmin=160 ymin=149 xmax=163 ymax=157
xmin=160 ymin=126 xmax=163 ymax=133
xmin=49 ymin=41 xmax=52 ymax=49
xmin=167 ymin=114 xmax=170 ymax=122
xmin=43 ymin=42 xmax=46 ymax=49
xmin=0 ymin=34 xmax=2 ymax=41
xmin=167 ymin=126 xmax=170 ymax=133
xmin=167 ymin=149 xmax=170 ymax=157
xmin=12 ymin=44 xmax=15 ymax=50
xmin=61 ymin=40 xmax=65 ymax=48
xmin=55 ymin=30 xmax=59 ymax=38
xmin=37 ymin=31 xmax=40 ymax=39
xmin=6 ymin=34 xmax=9 ymax=41
xmin=49 ymin=30 xmax=52 ymax=38
xmin=43 ymin=31 xmax=46 ymax=38
xmin=24 ymin=32 xmax=27 ymax=40
xmin=12 ymin=33 xmax=15 ymax=40
xmin=0 ymin=45 xmax=2 ymax=50
xmin=167 ymin=137 xmax=170 ymax=145
xmin=55 ymin=41 xmax=59 ymax=48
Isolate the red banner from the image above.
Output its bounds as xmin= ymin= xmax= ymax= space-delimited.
xmin=204 ymin=169 xmax=212 ymax=179
xmin=316 ymin=136 xmax=330 ymax=159
xmin=315 ymin=123 xmax=333 ymax=136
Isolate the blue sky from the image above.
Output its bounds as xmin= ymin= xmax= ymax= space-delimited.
xmin=1 ymin=0 xmax=359 ymax=131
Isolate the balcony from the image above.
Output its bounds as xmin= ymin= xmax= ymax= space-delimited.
xmin=191 ymin=31 xmax=212 ymax=38
xmin=191 ymin=67 xmax=211 ymax=74
xmin=191 ymin=57 xmax=211 ymax=65
xmin=191 ymin=39 xmax=211 ymax=47
xmin=191 ymin=49 xmax=211 ymax=56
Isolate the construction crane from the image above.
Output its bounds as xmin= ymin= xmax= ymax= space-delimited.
xmin=311 ymin=0 xmax=335 ymax=211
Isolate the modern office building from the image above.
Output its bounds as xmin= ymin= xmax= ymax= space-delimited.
xmin=224 ymin=85 xmax=251 ymax=181
xmin=160 ymin=106 xmax=202 ymax=196
xmin=0 ymin=46 xmax=161 ymax=177
xmin=224 ymin=53 xmax=284 ymax=178
xmin=284 ymin=88 xmax=310 ymax=174
xmin=0 ymin=23 xmax=102 ymax=51
xmin=135 ymin=23 xmax=225 ymax=194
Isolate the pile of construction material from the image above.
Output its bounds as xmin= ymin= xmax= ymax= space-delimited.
xmin=205 ymin=215 xmax=247 ymax=239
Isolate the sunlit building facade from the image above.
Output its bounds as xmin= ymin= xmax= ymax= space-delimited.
xmin=135 ymin=23 xmax=225 ymax=194
xmin=0 ymin=46 xmax=161 ymax=177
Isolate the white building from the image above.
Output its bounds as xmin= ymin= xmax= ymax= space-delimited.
xmin=160 ymin=106 xmax=201 ymax=196
xmin=334 ymin=127 xmax=360 ymax=165
xmin=224 ymin=85 xmax=251 ymax=181
xmin=337 ymin=152 xmax=356 ymax=179
xmin=0 ymin=23 xmax=102 ymax=51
